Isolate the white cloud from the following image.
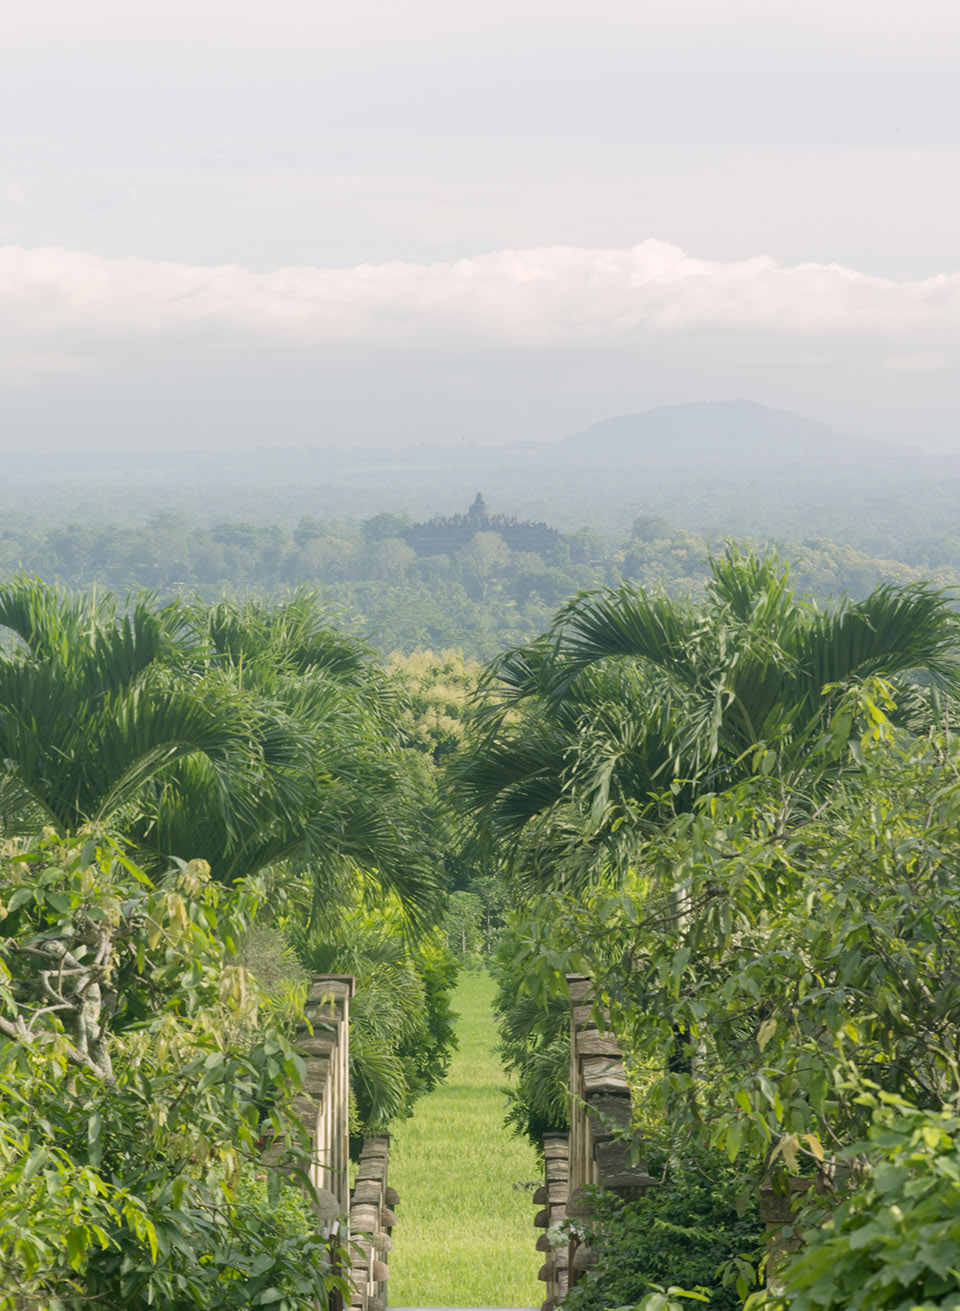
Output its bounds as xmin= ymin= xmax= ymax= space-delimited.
xmin=1 ymin=241 xmax=959 ymax=374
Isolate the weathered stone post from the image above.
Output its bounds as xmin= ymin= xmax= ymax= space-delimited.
xmin=298 ymin=974 xmax=354 ymax=1212
xmin=348 ymin=1133 xmax=396 ymax=1311
xmin=534 ymin=974 xmax=652 ymax=1309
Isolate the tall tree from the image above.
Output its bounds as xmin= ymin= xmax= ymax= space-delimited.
xmin=456 ymin=548 xmax=960 ymax=890
xmin=0 ymin=579 xmax=440 ymax=921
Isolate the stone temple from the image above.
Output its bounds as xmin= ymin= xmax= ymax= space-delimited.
xmin=402 ymin=494 xmax=560 ymax=557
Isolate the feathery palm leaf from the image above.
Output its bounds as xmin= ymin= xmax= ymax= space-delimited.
xmin=458 ymin=548 xmax=960 ymax=896
xmin=0 ymin=579 xmax=439 ymax=923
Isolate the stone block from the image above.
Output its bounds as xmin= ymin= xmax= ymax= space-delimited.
xmin=565 ymin=1186 xmax=595 ymax=1219
xmin=302 ymin=1067 xmax=331 ymax=1099
xmin=584 ymin=1093 xmax=632 ymax=1141
xmin=352 ymin=1181 xmax=382 ymax=1207
xmin=576 ymin=1030 xmax=622 ymax=1059
xmin=572 ymin=1004 xmax=596 ymax=1030
xmin=297 ymin=1033 xmax=337 ymax=1058
xmin=595 ymin=1140 xmax=654 ymax=1191
xmin=350 ymin=1204 xmax=379 ymax=1232
xmin=573 ymin=1244 xmax=597 ymax=1271
xmin=580 ymin=1055 xmax=628 ymax=1095
xmin=758 ymin=1178 xmax=812 ymax=1224
xmin=567 ymin=976 xmax=594 ymax=1005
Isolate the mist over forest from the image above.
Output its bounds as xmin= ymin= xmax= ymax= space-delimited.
xmin=7 ymin=400 xmax=956 ymax=550
xmin=4 ymin=399 xmax=959 ymax=657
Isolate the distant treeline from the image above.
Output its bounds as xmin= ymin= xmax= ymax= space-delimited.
xmin=1 ymin=501 xmax=954 ymax=659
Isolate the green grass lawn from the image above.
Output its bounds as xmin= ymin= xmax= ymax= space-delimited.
xmin=386 ymin=968 xmax=542 ymax=1308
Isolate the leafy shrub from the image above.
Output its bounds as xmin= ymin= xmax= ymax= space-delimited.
xmin=493 ymin=918 xmax=571 ymax=1149
xmin=564 ymin=1153 xmax=765 ymax=1311
xmin=295 ymin=895 xmax=459 ymax=1136
xmin=0 ymin=833 xmax=343 ymax=1311
xmin=764 ymin=1095 xmax=960 ymax=1311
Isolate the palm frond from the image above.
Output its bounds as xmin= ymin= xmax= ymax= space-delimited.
xmin=0 ymin=575 xmax=85 ymax=661
xmin=802 ymin=584 xmax=960 ymax=699
xmin=555 ymin=582 xmax=701 ymax=691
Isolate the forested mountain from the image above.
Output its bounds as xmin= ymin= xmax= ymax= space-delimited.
xmin=561 ymin=399 xmax=914 ymax=466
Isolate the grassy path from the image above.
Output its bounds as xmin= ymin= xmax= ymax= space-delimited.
xmin=387 ymin=969 xmax=541 ymax=1307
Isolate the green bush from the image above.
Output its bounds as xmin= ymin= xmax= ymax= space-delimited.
xmin=492 ymin=918 xmax=571 ymax=1149
xmin=564 ymin=1153 xmax=764 ymax=1311
xmin=0 ymin=833 xmax=344 ymax=1311
xmin=294 ymin=897 xmax=459 ymax=1136
xmin=764 ymin=1095 xmax=960 ymax=1311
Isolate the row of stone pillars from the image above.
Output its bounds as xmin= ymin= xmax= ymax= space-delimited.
xmin=531 ymin=973 xmax=840 ymax=1306
xmin=348 ymin=1134 xmax=399 ymax=1311
xmin=262 ymin=973 xmax=399 ymax=1311
xmin=532 ymin=974 xmax=652 ymax=1311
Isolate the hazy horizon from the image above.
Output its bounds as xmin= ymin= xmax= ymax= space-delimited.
xmin=2 ymin=2 xmax=959 ymax=456
xmin=0 ymin=396 xmax=947 ymax=463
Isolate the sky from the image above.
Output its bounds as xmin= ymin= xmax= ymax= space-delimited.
xmin=2 ymin=0 xmax=959 ymax=453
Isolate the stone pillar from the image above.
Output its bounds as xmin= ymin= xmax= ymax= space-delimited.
xmin=349 ymin=1134 xmax=395 ymax=1311
xmin=293 ymin=974 xmax=354 ymax=1211
xmin=534 ymin=1132 xmax=570 ymax=1307
xmin=560 ymin=975 xmax=653 ymax=1297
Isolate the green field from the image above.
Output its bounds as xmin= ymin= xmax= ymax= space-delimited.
xmin=387 ymin=969 xmax=542 ymax=1308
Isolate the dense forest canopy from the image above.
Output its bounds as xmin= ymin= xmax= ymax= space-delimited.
xmin=2 ymin=497 xmax=957 ymax=661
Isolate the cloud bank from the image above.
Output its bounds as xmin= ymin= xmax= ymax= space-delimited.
xmin=1 ymin=241 xmax=958 ymax=372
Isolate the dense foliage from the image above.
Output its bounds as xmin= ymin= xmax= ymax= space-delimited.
xmin=464 ymin=552 xmax=960 ymax=1307
xmin=493 ymin=927 xmax=570 ymax=1145
xmin=458 ymin=549 xmax=958 ymax=894
xmin=565 ymin=1155 xmax=764 ymax=1311
xmin=0 ymin=833 xmax=343 ymax=1311
xmin=759 ymin=1095 xmax=960 ymax=1311
xmin=0 ymin=579 xmax=442 ymax=919
xmin=0 ymin=583 xmax=470 ymax=1306
xmin=387 ymin=648 xmax=510 ymax=956
xmin=497 ymin=702 xmax=960 ymax=1162
xmin=292 ymin=893 xmax=460 ymax=1135
xmin=8 ymin=533 xmax=960 ymax=1308
xmin=1 ymin=505 xmax=952 ymax=659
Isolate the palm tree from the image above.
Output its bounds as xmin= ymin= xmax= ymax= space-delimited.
xmin=0 ymin=577 xmax=244 ymax=835
xmin=0 ymin=580 xmax=441 ymax=922
xmin=133 ymin=593 xmax=441 ymax=918
xmin=455 ymin=548 xmax=960 ymax=889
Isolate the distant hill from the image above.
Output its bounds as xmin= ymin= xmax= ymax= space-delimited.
xmin=4 ymin=399 xmax=957 ymax=562
xmin=561 ymin=400 xmax=915 ymax=468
